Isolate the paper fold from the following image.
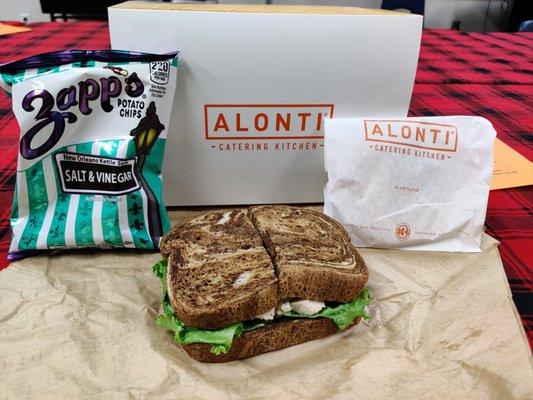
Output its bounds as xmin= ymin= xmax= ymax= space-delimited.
xmin=0 ymin=209 xmax=531 ymax=399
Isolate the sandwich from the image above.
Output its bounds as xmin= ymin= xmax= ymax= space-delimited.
xmin=153 ymin=205 xmax=370 ymax=362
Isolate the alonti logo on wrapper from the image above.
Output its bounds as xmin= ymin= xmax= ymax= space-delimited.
xmin=395 ymin=223 xmax=411 ymax=241
xmin=364 ymin=120 xmax=459 ymax=152
xmin=204 ymin=104 xmax=334 ymax=140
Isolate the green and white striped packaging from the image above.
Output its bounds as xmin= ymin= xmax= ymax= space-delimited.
xmin=0 ymin=50 xmax=179 ymax=260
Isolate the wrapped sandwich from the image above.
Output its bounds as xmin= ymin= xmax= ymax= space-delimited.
xmin=153 ymin=205 xmax=370 ymax=362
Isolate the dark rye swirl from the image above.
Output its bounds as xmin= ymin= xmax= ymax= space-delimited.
xmin=162 ymin=210 xmax=278 ymax=329
xmin=249 ymin=205 xmax=368 ymax=303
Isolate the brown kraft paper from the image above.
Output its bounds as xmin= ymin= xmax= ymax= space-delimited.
xmin=0 ymin=208 xmax=532 ymax=399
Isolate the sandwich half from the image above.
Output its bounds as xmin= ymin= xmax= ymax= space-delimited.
xmin=154 ymin=206 xmax=370 ymax=362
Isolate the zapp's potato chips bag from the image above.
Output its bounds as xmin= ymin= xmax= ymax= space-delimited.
xmin=0 ymin=50 xmax=179 ymax=260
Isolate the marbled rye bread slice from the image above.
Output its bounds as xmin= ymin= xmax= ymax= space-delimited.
xmin=164 ymin=210 xmax=278 ymax=329
xmin=249 ymin=205 xmax=368 ymax=302
xmin=160 ymin=209 xmax=263 ymax=258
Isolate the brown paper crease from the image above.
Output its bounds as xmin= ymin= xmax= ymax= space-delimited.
xmin=0 ymin=210 xmax=532 ymax=400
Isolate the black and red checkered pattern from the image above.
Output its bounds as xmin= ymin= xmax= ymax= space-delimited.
xmin=417 ymin=30 xmax=533 ymax=85
xmin=0 ymin=22 xmax=531 ymax=347
xmin=410 ymin=84 xmax=533 ymax=160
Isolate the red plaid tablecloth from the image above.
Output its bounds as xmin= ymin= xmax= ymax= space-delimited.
xmin=417 ymin=30 xmax=533 ymax=84
xmin=0 ymin=22 xmax=532 ymax=347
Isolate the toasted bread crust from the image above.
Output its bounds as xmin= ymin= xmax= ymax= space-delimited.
xmin=181 ymin=317 xmax=361 ymax=363
xmin=277 ymin=254 xmax=367 ymax=302
xmin=249 ymin=205 xmax=368 ymax=302
xmin=160 ymin=210 xmax=263 ymax=258
xmin=167 ymin=250 xmax=278 ymax=329
xmin=164 ymin=210 xmax=278 ymax=329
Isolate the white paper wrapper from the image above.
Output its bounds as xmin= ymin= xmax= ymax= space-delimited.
xmin=324 ymin=117 xmax=496 ymax=252
xmin=0 ymin=209 xmax=532 ymax=400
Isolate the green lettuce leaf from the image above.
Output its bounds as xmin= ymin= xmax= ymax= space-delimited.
xmin=156 ymin=313 xmax=183 ymax=332
xmin=176 ymin=323 xmax=244 ymax=354
xmin=153 ymin=259 xmax=371 ymax=355
xmin=210 ymin=344 xmax=229 ymax=355
xmin=153 ymin=258 xmax=244 ymax=354
xmin=283 ymin=288 xmax=371 ymax=331
xmin=152 ymin=258 xmax=168 ymax=281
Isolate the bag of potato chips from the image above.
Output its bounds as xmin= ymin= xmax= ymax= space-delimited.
xmin=0 ymin=50 xmax=179 ymax=260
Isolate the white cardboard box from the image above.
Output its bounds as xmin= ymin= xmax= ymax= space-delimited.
xmin=109 ymin=3 xmax=422 ymax=206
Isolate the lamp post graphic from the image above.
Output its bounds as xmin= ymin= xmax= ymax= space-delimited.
xmin=130 ymin=101 xmax=165 ymax=247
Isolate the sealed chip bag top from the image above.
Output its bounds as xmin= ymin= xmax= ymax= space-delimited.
xmin=0 ymin=50 xmax=179 ymax=260
xmin=324 ymin=117 xmax=496 ymax=252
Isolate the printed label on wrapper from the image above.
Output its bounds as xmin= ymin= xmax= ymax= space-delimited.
xmin=323 ymin=116 xmax=496 ymax=252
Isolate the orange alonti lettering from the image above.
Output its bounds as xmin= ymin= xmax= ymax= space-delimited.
xmin=213 ymin=113 xmax=229 ymax=132
xmin=276 ymin=113 xmax=291 ymax=131
xmin=254 ymin=113 xmax=268 ymax=132
xmin=371 ymin=123 xmax=383 ymax=136
xmin=298 ymin=112 xmax=311 ymax=130
xmin=236 ymin=113 xmax=248 ymax=132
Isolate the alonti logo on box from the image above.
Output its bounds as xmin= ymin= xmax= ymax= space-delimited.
xmin=204 ymin=104 xmax=334 ymax=140
xmin=364 ymin=120 xmax=458 ymax=152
